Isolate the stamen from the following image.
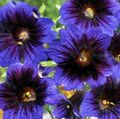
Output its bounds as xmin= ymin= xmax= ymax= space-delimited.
xmin=79 ymin=55 xmax=87 ymax=62
xmin=78 ymin=50 xmax=91 ymax=66
xmin=115 ymin=54 xmax=120 ymax=62
xmin=85 ymin=8 xmax=94 ymax=19
xmin=24 ymin=92 xmax=32 ymax=98
xmin=18 ymin=31 xmax=29 ymax=41
xmin=67 ymin=105 xmax=70 ymax=108
xmin=100 ymin=100 xmax=115 ymax=110
xmin=21 ymin=87 xmax=36 ymax=102
xmin=17 ymin=41 xmax=23 ymax=46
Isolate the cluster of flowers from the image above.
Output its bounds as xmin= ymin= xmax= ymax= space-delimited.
xmin=0 ymin=0 xmax=120 ymax=119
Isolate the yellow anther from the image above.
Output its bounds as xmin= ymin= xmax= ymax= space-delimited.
xmin=19 ymin=31 xmax=29 ymax=41
xmin=78 ymin=50 xmax=91 ymax=66
xmin=115 ymin=54 xmax=120 ymax=62
xmin=102 ymin=100 xmax=108 ymax=105
xmin=110 ymin=102 xmax=115 ymax=106
xmin=67 ymin=105 xmax=70 ymax=108
xmin=25 ymin=92 xmax=31 ymax=98
xmin=21 ymin=87 xmax=36 ymax=102
xmin=85 ymin=8 xmax=94 ymax=19
xmin=79 ymin=51 xmax=88 ymax=62
xmin=79 ymin=55 xmax=87 ymax=63
xmin=102 ymin=100 xmax=112 ymax=105
xmin=100 ymin=100 xmax=115 ymax=109
xmin=17 ymin=41 xmax=23 ymax=46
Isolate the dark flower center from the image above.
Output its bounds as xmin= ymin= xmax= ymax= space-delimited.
xmin=13 ymin=28 xmax=30 ymax=45
xmin=84 ymin=7 xmax=95 ymax=19
xmin=78 ymin=50 xmax=91 ymax=66
xmin=100 ymin=100 xmax=115 ymax=110
xmin=20 ymin=87 xmax=36 ymax=102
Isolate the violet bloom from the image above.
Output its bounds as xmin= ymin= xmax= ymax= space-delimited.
xmin=49 ymin=89 xmax=84 ymax=119
xmin=49 ymin=27 xmax=112 ymax=89
xmin=0 ymin=2 xmax=55 ymax=67
xmin=60 ymin=0 xmax=120 ymax=36
xmin=81 ymin=76 xmax=120 ymax=119
xmin=108 ymin=33 xmax=120 ymax=64
xmin=0 ymin=63 xmax=56 ymax=119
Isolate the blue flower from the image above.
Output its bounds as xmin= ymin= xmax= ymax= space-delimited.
xmin=49 ymin=27 xmax=112 ymax=90
xmin=108 ymin=33 xmax=120 ymax=64
xmin=60 ymin=0 xmax=120 ymax=36
xmin=0 ymin=63 xmax=57 ymax=119
xmin=0 ymin=2 xmax=56 ymax=67
xmin=81 ymin=76 xmax=120 ymax=119
xmin=48 ymin=89 xmax=84 ymax=119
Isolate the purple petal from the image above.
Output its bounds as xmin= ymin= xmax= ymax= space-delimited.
xmin=87 ymin=75 xmax=107 ymax=88
xmin=98 ymin=16 xmax=119 ymax=36
xmin=23 ymin=43 xmax=47 ymax=65
xmin=54 ymin=67 xmax=84 ymax=90
xmin=6 ymin=63 xmax=38 ymax=83
xmin=80 ymin=92 xmax=98 ymax=117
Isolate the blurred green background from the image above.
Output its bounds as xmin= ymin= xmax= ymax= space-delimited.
xmin=0 ymin=0 xmax=65 ymax=32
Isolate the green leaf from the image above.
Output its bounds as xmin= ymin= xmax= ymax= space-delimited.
xmin=40 ymin=61 xmax=57 ymax=67
xmin=39 ymin=3 xmax=46 ymax=16
xmin=0 ymin=67 xmax=7 ymax=83
xmin=48 ymin=71 xmax=55 ymax=78
xmin=0 ymin=0 xmax=9 ymax=6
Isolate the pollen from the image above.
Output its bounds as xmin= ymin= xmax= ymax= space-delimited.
xmin=100 ymin=100 xmax=115 ymax=110
xmin=17 ymin=41 xmax=23 ymax=46
xmin=21 ymin=87 xmax=36 ymax=102
xmin=115 ymin=54 xmax=120 ymax=62
xmin=79 ymin=55 xmax=87 ymax=62
xmin=78 ymin=50 xmax=91 ymax=66
xmin=25 ymin=92 xmax=32 ymax=98
xmin=85 ymin=7 xmax=94 ymax=19
xmin=67 ymin=105 xmax=70 ymax=108
xmin=19 ymin=31 xmax=29 ymax=41
xmin=102 ymin=100 xmax=115 ymax=106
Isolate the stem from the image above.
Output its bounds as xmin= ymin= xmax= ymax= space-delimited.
xmin=44 ymin=106 xmax=54 ymax=119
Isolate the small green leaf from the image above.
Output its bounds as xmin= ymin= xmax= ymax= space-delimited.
xmin=0 ymin=67 xmax=7 ymax=83
xmin=41 ymin=61 xmax=57 ymax=67
xmin=39 ymin=3 xmax=46 ymax=16
xmin=48 ymin=71 xmax=55 ymax=78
